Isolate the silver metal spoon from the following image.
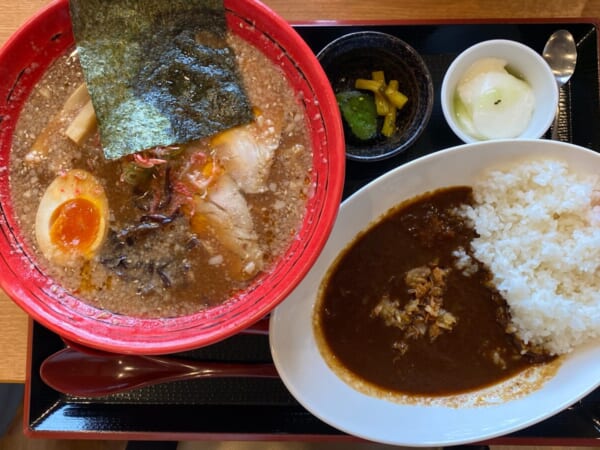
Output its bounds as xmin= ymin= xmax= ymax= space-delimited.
xmin=542 ymin=29 xmax=577 ymax=140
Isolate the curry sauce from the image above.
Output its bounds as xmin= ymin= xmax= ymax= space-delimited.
xmin=314 ymin=186 xmax=549 ymax=396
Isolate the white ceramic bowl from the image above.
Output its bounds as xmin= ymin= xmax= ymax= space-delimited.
xmin=270 ymin=139 xmax=600 ymax=446
xmin=441 ymin=40 xmax=558 ymax=144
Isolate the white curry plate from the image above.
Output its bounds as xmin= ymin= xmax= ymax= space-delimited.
xmin=269 ymin=139 xmax=600 ymax=446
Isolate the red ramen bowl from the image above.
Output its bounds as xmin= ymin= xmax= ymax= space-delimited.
xmin=0 ymin=0 xmax=344 ymax=353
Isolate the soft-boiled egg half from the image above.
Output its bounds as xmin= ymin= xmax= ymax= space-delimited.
xmin=35 ymin=169 xmax=109 ymax=266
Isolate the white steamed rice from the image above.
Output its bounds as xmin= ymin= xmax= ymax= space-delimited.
xmin=461 ymin=158 xmax=600 ymax=355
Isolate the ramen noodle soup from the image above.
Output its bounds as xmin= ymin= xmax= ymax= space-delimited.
xmin=9 ymin=34 xmax=313 ymax=318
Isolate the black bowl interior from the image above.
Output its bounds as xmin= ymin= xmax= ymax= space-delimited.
xmin=318 ymin=31 xmax=434 ymax=162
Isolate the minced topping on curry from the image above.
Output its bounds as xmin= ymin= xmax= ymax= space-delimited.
xmin=371 ymin=263 xmax=457 ymax=355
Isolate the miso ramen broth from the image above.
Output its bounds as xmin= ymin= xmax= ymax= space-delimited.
xmin=9 ymin=34 xmax=313 ymax=317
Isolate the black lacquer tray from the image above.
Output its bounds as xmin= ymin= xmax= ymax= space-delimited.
xmin=26 ymin=21 xmax=600 ymax=444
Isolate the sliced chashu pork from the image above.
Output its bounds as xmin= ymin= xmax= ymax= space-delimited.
xmin=210 ymin=110 xmax=281 ymax=194
xmin=188 ymin=173 xmax=264 ymax=280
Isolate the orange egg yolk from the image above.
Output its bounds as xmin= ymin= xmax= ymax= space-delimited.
xmin=49 ymin=198 xmax=101 ymax=254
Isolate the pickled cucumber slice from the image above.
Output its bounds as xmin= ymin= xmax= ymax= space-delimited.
xmin=336 ymin=91 xmax=378 ymax=141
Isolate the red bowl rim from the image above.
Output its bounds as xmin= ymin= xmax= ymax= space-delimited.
xmin=0 ymin=0 xmax=345 ymax=354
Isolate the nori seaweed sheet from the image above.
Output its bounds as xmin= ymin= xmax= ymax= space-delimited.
xmin=69 ymin=0 xmax=253 ymax=160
